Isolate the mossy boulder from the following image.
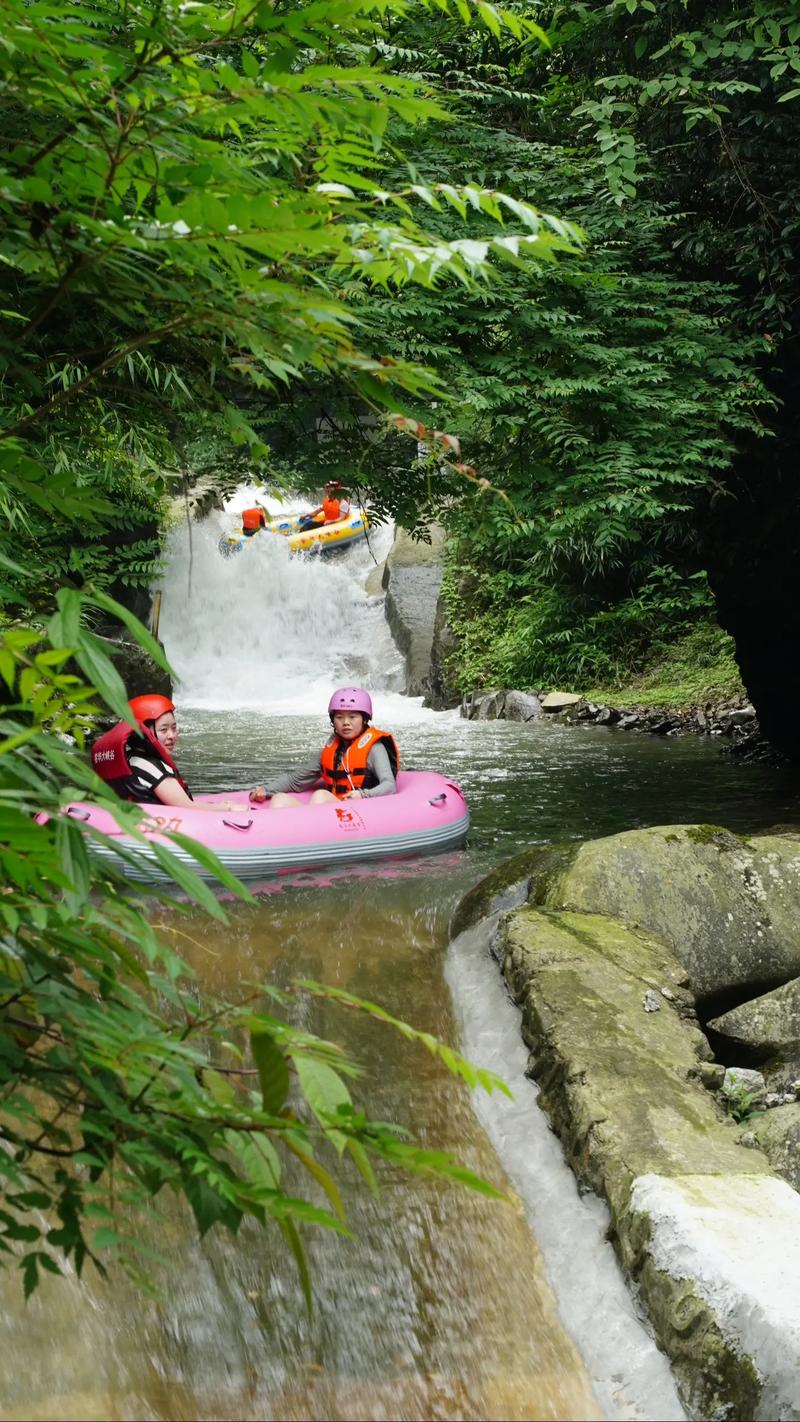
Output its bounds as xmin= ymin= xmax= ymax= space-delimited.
xmin=751 ymin=1103 xmax=800 ymax=1192
xmin=457 ymin=825 xmax=800 ymax=1006
xmin=497 ymin=905 xmax=800 ymax=1420
xmin=450 ymin=841 xmax=579 ymax=940
xmin=501 ymin=908 xmax=764 ymax=1215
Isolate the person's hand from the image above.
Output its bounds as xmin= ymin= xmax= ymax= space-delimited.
xmin=344 ymin=789 xmax=364 ymax=800
xmin=249 ymin=785 xmax=268 ymax=803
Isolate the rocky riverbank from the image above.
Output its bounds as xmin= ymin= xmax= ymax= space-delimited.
xmin=460 ymin=686 xmax=783 ymax=762
xmin=453 ymin=825 xmax=800 ymax=1420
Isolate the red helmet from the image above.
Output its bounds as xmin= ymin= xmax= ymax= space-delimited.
xmin=128 ymin=693 xmax=175 ymax=725
xmin=328 ymin=686 xmax=372 ymax=718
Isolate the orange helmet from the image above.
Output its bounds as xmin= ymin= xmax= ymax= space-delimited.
xmin=128 ymin=693 xmax=175 ymax=725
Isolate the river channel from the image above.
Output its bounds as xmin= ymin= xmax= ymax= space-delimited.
xmin=1 ymin=508 xmax=796 ymax=1421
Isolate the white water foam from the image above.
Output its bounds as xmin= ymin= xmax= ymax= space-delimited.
xmin=445 ymin=919 xmax=687 ymax=1422
xmin=158 ymin=484 xmax=433 ymax=719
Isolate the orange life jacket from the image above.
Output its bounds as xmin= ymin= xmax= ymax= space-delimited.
xmin=319 ymin=727 xmax=399 ymax=798
xmin=322 ymin=496 xmax=341 ymax=523
xmin=90 ymin=719 xmax=192 ymax=802
xmin=241 ymin=507 xmax=266 ymax=531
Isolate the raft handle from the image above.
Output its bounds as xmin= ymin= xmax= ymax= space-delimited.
xmin=428 ymin=793 xmax=447 ymax=807
xmin=67 ymin=807 xmax=91 ymax=821
xmin=222 ymin=817 xmax=253 ymax=832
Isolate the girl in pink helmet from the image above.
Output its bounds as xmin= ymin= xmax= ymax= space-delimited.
xmin=250 ymin=687 xmax=399 ymax=808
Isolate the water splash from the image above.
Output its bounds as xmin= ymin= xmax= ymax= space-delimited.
xmin=158 ymin=485 xmax=417 ymax=715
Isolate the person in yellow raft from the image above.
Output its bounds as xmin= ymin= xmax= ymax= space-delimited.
xmin=240 ymin=503 xmax=267 ymax=537
xmin=298 ymin=481 xmax=350 ymax=532
xmin=249 ymin=687 xmax=398 ymax=808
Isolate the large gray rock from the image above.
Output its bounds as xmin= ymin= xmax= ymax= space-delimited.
xmin=497 ymin=906 xmax=800 ymax=1420
xmin=455 ymin=825 xmax=800 ymax=1006
xmin=382 ymin=527 xmax=444 ymax=697
xmin=710 ymin=977 xmax=800 ymax=1057
xmin=541 ymin=691 xmax=582 ymax=711
xmin=751 ymin=1103 xmax=800 ymax=1192
xmin=503 ymin=690 xmax=542 ymax=722
xmin=425 ymin=584 xmax=461 ymax=710
xmin=532 ymin=825 xmax=800 ymax=1005
xmin=461 ymin=688 xmax=542 ymax=722
xmin=461 ymin=689 xmax=505 ymax=721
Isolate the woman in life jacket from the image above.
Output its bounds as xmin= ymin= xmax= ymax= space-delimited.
xmin=91 ymin=694 xmax=246 ymax=811
xmin=249 ymin=687 xmax=398 ymax=809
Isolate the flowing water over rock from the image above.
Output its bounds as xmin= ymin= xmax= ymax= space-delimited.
xmin=3 ymin=499 xmax=796 ymax=1420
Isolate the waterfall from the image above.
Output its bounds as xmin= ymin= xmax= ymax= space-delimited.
xmin=158 ymin=486 xmax=410 ymax=714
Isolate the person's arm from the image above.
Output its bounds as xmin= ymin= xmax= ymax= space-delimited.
xmin=346 ymin=742 xmax=396 ymax=799
xmin=155 ymin=779 xmax=248 ymax=813
xmin=250 ymin=757 xmax=323 ymax=801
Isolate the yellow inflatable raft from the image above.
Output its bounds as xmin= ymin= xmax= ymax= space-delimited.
xmin=218 ymin=508 xmax=369 ymax=559
xmin=266 ymin=507 xmax=369 ymax=554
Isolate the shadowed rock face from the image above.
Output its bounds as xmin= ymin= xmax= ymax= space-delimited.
xmin=710 ymin=978 xmax=800 ymax=1057
xmin=381 ymin=527 xmax=444 ymax=698
xmin=111 ymin=639 xmax=172 ymax=700
xmin=703 ymin=338 xmax=800 ymax=763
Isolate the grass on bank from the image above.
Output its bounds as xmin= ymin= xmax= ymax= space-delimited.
xmin=585 ymin=623 xmax=745 ymax=712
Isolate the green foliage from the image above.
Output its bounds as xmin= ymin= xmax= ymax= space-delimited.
xmin=723 ymin=1085 xmax=765 ymax=1125
xmin=585 ymin=622 xmax=743 ymax=708
xmin=548 ymin=0 xmax=800 ymax=334
xmin=0 ymin=0 xmax=564 ymax=1300
xmin=0 ymin=0 xmax=581 ymax=606
xmin=0 ymin=596 xmax=508 ymax=1299
xmin=286 ymin=2 xmax=787 ymax=697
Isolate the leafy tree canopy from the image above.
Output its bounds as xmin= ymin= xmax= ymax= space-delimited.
xmin=0 ymin=0 xmax=579 ymax=1295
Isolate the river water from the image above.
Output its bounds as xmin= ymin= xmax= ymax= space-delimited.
xmin=2 ymin=500 xmax=796 ymax=1421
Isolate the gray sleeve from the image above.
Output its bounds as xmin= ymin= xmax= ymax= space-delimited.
xmin=360 ymin=742 xmax=397 ymax=798
xmin=264 ymin=757 xmax=323 ymax=794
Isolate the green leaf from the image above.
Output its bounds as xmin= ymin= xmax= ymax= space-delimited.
xmin=144 ymin=839 xmax=228 ymax=921
xmin=279 ymin=1216 xmax=313 ymax=1319
xmin=183 ymin=1173 xmax=242 ymax=1238
xmin=21 ymin=1253 xmax=39 ymax=1299
xmin=168 ymin=831 xmax=255 ymax=903
xmin=250 ymin=1030 xmax=290 ymax=1115
xmin=283 ymin=1138 xmax=348 ymax=1223
xmin=205 ymin=1069 xmax=235 ymax=1107
xmin=294 ymin=1055 xmax=352 ymax=1154
xmin=346 ymin=1139 xmax=378 ymax=1196
xmin=55 ymin=816 xmax=91 ymax=911
xmin=72 ymin=630 xmax=130 ymax=722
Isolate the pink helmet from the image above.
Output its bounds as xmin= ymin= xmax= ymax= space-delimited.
xmin=328 ymin=686 xmax=372 ymax=718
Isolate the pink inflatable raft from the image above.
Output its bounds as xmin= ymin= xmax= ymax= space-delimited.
xmin=70 ymin=771 xmax=470 ymax=883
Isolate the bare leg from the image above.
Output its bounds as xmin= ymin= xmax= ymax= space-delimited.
xmin=270 ymin=792 xmax=303 ymax=811
xmin=309 ymin=788 xmax=339 ymax=804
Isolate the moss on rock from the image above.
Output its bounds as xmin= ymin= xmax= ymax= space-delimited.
xmin=496 ymin=906 xmax=788 ymax=1418
xmin=501 ymin=908 xmax=766 ymax=1216
xmin=751 ymin=1103 xmax=800 ymax=1192
xmin=450 ymin=841 xmax=580 ymax=940
xmin=528 ymin=824 xmax=800 ymax=1005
